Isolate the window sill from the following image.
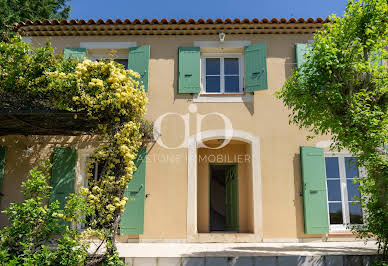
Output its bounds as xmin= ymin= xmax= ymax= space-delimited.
xmin=200 ymin=93 xmax=245 ymax=96
xmin=193 ymin=92 xmax=253 ymax=103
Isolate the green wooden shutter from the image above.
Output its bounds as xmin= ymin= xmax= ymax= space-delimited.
xmin=121 ymin=146 xmax=147 ymax=234
xmin=129 ymin=45 xmax=150 ymax=92
xmin=225 ymin=165 xmax=238 ymax=232
xmin=295 ymin=43 xmax=309 ymax=69
xmin=300 ymin=146 xmax=329 ymax=234
xmin=178 ymin=47 xmax=201 ymax=94
xmin=64 ymin=48 xmax=87 ymax=60
xmin=244 ymin=43 xmax=268 ymax=92
xmin=0 ymin=147 xmax=6 ymax=196
xmin=50 ymin=147 xmax=76 ymax=210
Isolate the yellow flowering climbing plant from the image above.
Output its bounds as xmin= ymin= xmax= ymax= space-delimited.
xmin=0 ymin=37 xmax=150 ymax=264
xmin=47 ymin=58 xmax=148 ymax=263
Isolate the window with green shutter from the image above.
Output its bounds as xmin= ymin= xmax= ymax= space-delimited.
xmin=64 ymin=48 xmax=87 ymax=60
xmin=300 ymin=146 xmax=329 ymax=234
xmin=179 ymin=43 xmax=268 ymax=95
xmin=244 ymin=43 xmax=268 ymax=92
xmin=128 ymin=45 xmax=150 ymax=92
xmin=50 ymin=147 xmax=76 ymax=210
xmin=120 ymin=146 xmax=147 ymax=235
xmin=178 ymin=47 xmax=201 ymax=94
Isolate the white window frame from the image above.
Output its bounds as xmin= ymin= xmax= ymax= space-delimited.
xmin=324 ymin=152 xmax=366 ymax=232
xmin=200 ymin=53 xmax=244 ymax=95
xmin=76 ymin=149 xmax=94 ymax=231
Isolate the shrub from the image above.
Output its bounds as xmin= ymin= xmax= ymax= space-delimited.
xmin=0 ymin=161 xmax=91 ymax=265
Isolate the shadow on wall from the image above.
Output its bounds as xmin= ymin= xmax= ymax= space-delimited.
xmin=0 ymin=135 xmax=99 ymax=228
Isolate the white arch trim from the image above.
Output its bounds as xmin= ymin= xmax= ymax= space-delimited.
xmin=187 ymin=129 xmax=263 ymax=242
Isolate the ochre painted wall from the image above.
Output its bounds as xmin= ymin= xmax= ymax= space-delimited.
xmin=0 ymin=34 xmax=337 ymax=241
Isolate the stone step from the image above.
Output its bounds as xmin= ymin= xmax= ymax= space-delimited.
xmin=123 ymin=255 xmax=376 ymax=266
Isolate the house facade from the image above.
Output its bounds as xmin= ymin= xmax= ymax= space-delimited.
xmin=0 ymin=18 xmax=365 ymax=243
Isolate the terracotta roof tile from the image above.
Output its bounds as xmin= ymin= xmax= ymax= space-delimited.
xmin=16 ymin=17 xmax=329 ymax=27
xmin=15 ymin=17 xmax=329 ymax=36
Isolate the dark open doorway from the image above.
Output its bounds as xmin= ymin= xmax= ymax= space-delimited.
xmin=209 ymin=164 xmax=238 ymax=232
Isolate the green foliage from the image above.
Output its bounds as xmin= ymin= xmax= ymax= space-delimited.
xmin=0 ymin=0 xmax=71 ymax=41
xmin=277 ymin=0 xmax=388 ymax=258
xmin=0 ymin=37 xmax=150 ymax=264
xmin=0 ymin=36 xmax=73 ymax=110
xmin=0 ymin=161 xmax=90 ymax=265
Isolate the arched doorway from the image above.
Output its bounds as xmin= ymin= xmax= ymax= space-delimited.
xmin=187 ymin=130 xmax=263 ymax=242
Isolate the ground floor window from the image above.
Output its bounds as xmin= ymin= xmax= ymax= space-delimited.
xmin=325 ymin=154 xmax=363 ymax=231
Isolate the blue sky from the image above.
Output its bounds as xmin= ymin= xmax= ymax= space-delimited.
xmin=69 ymin=0 xmax=348 ymax=21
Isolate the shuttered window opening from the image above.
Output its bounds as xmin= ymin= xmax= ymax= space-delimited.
xmin=65 ymin=45 xmax=150 ymax=92
xmin=201 ymin=54 xmax=244 ymax=94
xmin=179 ymin=43 xmax=268 ymax=94
xmin=75 ymin=147 xmax=147 ymax=235
xmin=325 ymin=154 xmax=364 ymax=232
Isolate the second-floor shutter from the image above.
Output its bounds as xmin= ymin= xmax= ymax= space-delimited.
xmin=64 ymin=48 xmax=87 ymax=60
xmin=178 ymin=47 xmax=201 ymax=94
xmin=244 ymin=43 xmax=268 ymax=92
xmin=300 ymin=146 xmax=329 ymax=234
xmin=295 ymin=43 xmax=309 ymax=69
xmin=129 ymin=45 xmax=150 ymax=92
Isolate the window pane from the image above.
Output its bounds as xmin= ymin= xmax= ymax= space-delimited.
xmin=206 ymin=76 xmax=221 ymax=93
xmin=349 ymin=202 xmax=363 ymax=224
xmin=325 ymin=157 xmax=340 ymax=178
xmin=224 ymin=58 xmax=239 ymax=75
xmin=114 ymin=59 xmax=128 ymax=69
xmin=347 ymin=180 xmax=361 ymax=201
xmin=327 ymin=180 xmax=342 ymax=201
xmin=225 ymin=76 xmax=240 ymax=93
xmin=329 ymin=203 xmax=343 ymax=224
xmin=206 ymin=58 xmax=220 ymax=75
xmin=345 ymin=157 xmax=359 ymax=178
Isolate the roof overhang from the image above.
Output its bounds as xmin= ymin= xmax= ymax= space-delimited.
xmin=15 ymin=18 xmax=329 ymax=36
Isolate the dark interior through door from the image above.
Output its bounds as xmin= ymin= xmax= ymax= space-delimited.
xmin=209 ymin=164 xmax=238 ymax=232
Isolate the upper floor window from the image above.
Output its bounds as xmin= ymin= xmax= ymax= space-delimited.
xmin=114 ymin=59 xmax=129 ymax=69
xmin=325 ymin=155 xmax=363 ymax=231
xmin=179 ymin=42 xmax=267 ymax=102
xmin=96 ymin=58 xmax=128 ymax=69
xmin=201 ymin=55 xmax=243 ymax=94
